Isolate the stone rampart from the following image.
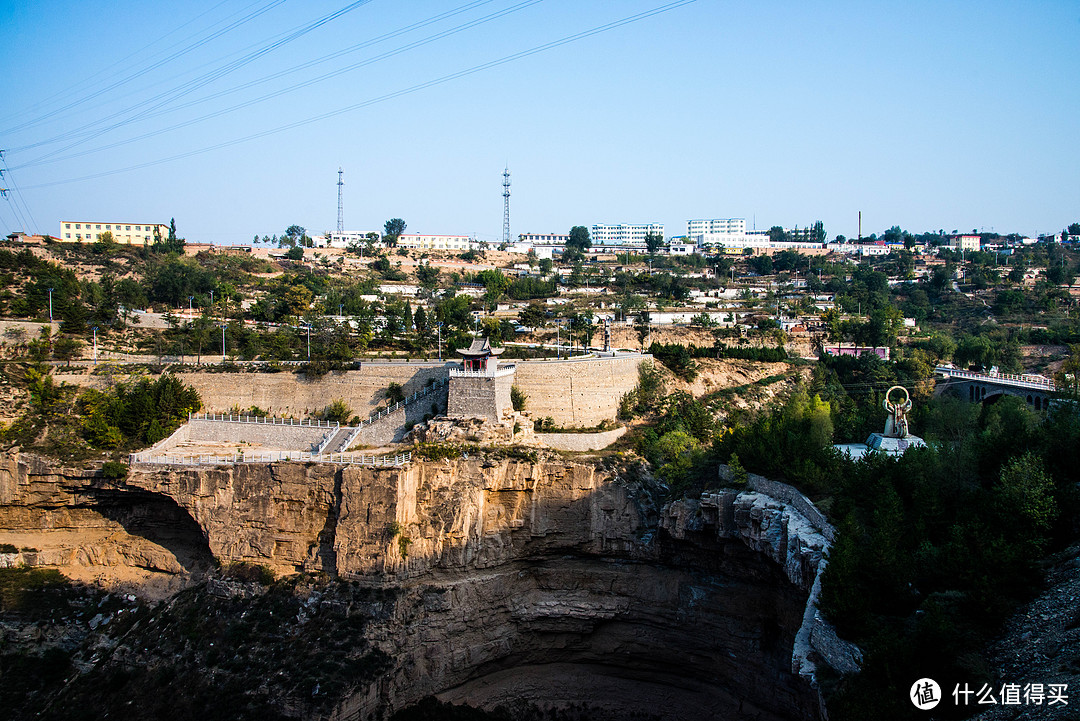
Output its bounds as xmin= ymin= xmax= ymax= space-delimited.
xmin=51 ymin=354 xmax=646 ymax=427
xmin=534 ymin=426 xmax=627 ymax=452
xmin=513 ymin=355 xmax=647 ymax=427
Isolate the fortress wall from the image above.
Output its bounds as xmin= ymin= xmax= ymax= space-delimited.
xmin=52 ymin=355 xmax=647 ymax=427
xmin=55 ymin=363 xmax=451 ymax=418
xmin=513 ymin=355 xmax=647 ymax=427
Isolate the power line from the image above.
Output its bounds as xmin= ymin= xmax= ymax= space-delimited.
xmin=3 ymin=0 xmax=235 ymax=126
xmin=10 ymin=0 xmax=539 ymax=169
xmin=1 ymin=0 xmax=287 ymax=136
xmin=20 ymin=0 xmax=697 ymax=189
xmin=10 ymin=0 xmax=378 ymax=167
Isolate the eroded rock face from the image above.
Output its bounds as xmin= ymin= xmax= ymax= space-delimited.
xmin=0 ymin=453 xmax=829 ymax=720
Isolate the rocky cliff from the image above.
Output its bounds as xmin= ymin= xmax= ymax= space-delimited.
xmin=0 ymin=452 xmax=844 ymax=720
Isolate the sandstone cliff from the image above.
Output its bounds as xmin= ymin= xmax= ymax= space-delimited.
xmin=0 ymin=452 xmax=838 ymax=720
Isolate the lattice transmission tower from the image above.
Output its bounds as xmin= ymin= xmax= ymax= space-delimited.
xmin=337 ymin=167 xmax=344 ymax=234
xmin=502 ymin=165 xmax=511 ymax=245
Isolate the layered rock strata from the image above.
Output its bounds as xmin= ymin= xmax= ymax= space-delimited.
xmin=0 ymin=452 xmax=849 ymax=720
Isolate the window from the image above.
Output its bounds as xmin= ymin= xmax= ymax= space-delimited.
xmin=75 ymin=224 xmax=81 ymax=229
xmin=135 ymin=226 xmax=141 ymax=231
xmin=65 ymin=233 xmax=71 ymax=238
xmin=125 ymin=226 xmax=131 ymax=231
xmin=96 ymin=225 xmax=101 ymax=230
xmin=64 ymin=223 xmax=70 ymax=229
xmin=106 ymin=225 xmax=111 ymax=230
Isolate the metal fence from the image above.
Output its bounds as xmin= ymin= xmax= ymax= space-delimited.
xmin=189 ymin=413 xmax=341 ymax=428
xmin=935 ymin=365 xmax=1056 ymax=391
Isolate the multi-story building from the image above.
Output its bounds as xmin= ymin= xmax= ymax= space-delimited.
xmin=395 ymin=233 xmax=476 ymax=251
xmin=518 ymin=232 xmax=569 ymax=245
xmin=687 ymin=218 xmax=746 ymax=237
xmin=60 ymin=221 xmax=169 ymax=244
xmin=949 ymin=234 xmax=981 ymax=252
xmin=590 ymin=223 xmax=664 ymax=246
xmin=697 ymin=229 xmax=828 ymax=255
xmin=316 ymin=231 xmax=383 ymax=249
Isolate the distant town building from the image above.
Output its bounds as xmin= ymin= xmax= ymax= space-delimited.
xmin=518 ymin=232 xmax=569 ymax=245
xmin=318 ymin=231 xmax=382 ymax=249
xmin=60 ymin=221 xmax=168 ymax=244
xmin=396 ymin=234 xmax=476 ymax=251
xmin=590 ymin=223 xmax=664 ymax=246
xmin=668 ymin=242 xmax=698 ymax=255
xmin=687 ymin=218 xmax=746 ymax=236
xmin=949 ymin=234 xmax=981 ymax=252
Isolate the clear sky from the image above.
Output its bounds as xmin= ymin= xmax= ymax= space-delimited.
xmin=1 ymin=0 xmax=1077 ymax=244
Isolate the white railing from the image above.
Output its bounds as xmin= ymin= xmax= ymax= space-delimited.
xmin=189 ymin=413 xmax=341 ymax=428
xmin=449 ymin=364 xmax=516 ymax=378
xmin=311 ymin=428 xmax=340 ymax=455
xmin=935 ymin=365 xmax=1056 ymax=390
xmin=358 ymin=377 xmax=448 ymax=427
xmin=130 ymin=451 xmax=413 ymax=467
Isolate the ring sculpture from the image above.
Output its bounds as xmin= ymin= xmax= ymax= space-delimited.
xmin=882 ymin=385 xmax=911 ymax=438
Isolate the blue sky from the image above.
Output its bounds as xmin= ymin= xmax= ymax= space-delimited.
xmin=1 ymin=0 xmax=1077 ymax=244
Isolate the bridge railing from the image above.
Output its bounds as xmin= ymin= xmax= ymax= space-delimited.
xmin=934 ymin=365 xmax=1056 ymax=390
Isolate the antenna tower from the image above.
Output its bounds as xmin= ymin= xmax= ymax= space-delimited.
xmin=502 ymin=166 xmax=511 ymax=245
xmin=336 ymin=167 xmax=344 ymax=234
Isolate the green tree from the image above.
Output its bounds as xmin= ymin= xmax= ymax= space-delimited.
xmin=538 ymin=258 xmax=553 ymax=275
xmin=634 ymin=311 xmax=651 ymax=350
xmin=768 ymin=226 xmax=787 ymax=243
xmin=518 ymin=303 xmax=546 ymax=329
xmin=384 ymin=218 xmax=407 ymax=247
xmin=52 ymin=336 xmax=83 ymax=365
xmin=644 ymin=232 xmax=664 ymax=254
xmin=563 ymin=226 xmax=591 ymax=261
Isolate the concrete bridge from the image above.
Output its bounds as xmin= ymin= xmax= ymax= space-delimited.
xmin=934 ymin=365 xmax=1055 ymax=410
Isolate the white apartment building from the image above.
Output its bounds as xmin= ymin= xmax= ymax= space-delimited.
xmin=687 ymin=218 xmax=746 ymax=236
xmin=60 ymin=221 xmax=169 ymax=244
xmin=590 ymin=223 xmax=664 ymax=246
xmin=697 ymin=229 xmax=826 ymax=253
xmin=949 ymin=234 xmax=981 ymax=252
xmin=396 ymin=233 xmax=476 ymax=251
xmin=518 ymin=232 xmax=569 ymax=245
xmin=319 ymin=230 xmax=382 ymax=249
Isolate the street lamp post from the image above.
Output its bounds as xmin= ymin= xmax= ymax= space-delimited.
xmin=220 ymin=323 xmax=227 ymax=360
xmin=306 ymin=323 xmax=311 ymax=360
xmin=47 ymin=287 xmax=54 ymax=323
xmin=556 ymin=321 xmax=560 ymax=359
xmin=92 ymin=326 xmax=98 ymax=364
xmin=187 ymin=296 xmax=193 ymax=314
xmin=437 ymin=322 xmax=443 ymax=362
xmin=338 ymin=303 xmax=343 ymax=317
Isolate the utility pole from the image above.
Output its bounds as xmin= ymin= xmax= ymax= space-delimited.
xmin=337 ymin=167 xmax=344 ymax=235
xmin=502 ymin=166 xmax=511 ymax=246
xmin=47 ymin=287 xmax=54 ymax=323
xmin=92 ymin=326 xmax=98 ymax=364
xmin=437 ymin=322 xmax=443 ymax=362
xmin=220 ymin=323 xmax=227 ymax=360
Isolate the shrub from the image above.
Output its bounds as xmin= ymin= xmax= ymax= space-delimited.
xmin=510 ymin=385 xmax=527 ymax=412
xmin=101 ymin=461 xmax=128 ymax=480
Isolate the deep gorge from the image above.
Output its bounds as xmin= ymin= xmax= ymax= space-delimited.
xmin=0 ymin=453 xmax=848 ymax=720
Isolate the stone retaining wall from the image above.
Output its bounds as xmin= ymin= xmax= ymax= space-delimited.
xmin=53 ymin=355 xmax=647 ymax=427
xmin=534 ymin=427 xmax=627 ymax=452
xmin=154 ymin=419 xmax=333 ymax=454
xmin=512 ymin=355 xmax=646 ymax=427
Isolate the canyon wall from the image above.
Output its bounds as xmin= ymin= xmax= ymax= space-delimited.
xmin=0 ymin=453 xmax=837 ymax=720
